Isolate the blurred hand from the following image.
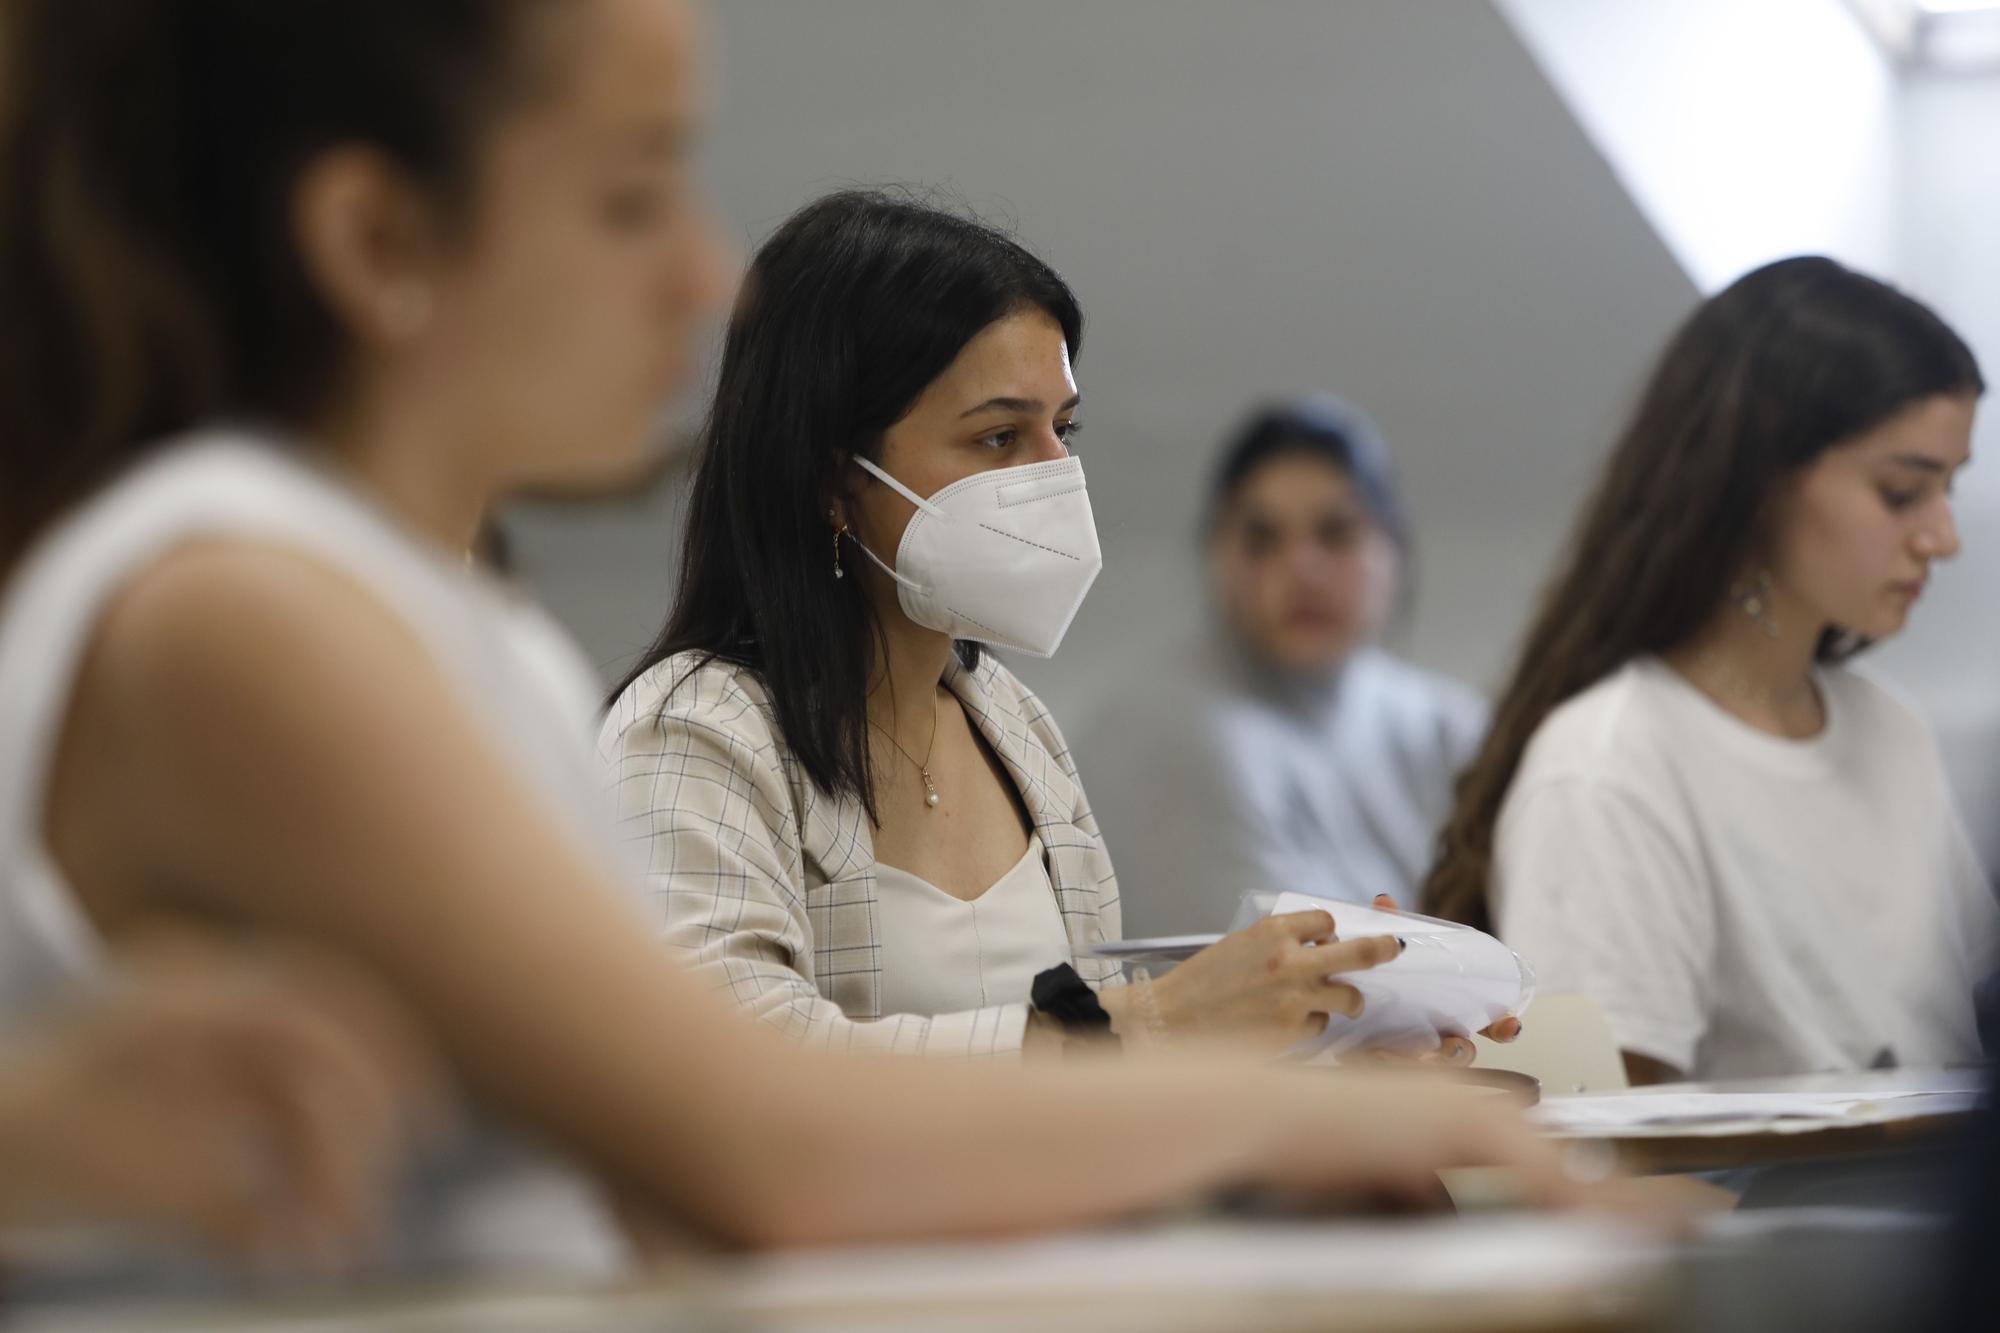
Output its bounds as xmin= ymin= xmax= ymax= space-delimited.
xmin=1252 ymin=1068 xmax=1582 ymax=1208
xmin=1120 ymin=910 xmax=1398 ymax=1050
xmin=0 ymin=938 xmax=443 ymax=1267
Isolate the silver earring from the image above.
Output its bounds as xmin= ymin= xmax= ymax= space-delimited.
xmin=1730 ymin=570 xmax=1781 ymax=640
xmin=830 ymin=511 xmax=846 ymax=580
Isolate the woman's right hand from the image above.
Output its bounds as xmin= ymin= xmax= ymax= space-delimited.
xmin=1112 ymin=910 xmax=1398 ymax=1050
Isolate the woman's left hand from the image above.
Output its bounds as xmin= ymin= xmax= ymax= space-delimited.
xmin=1356 ymin=896 xmax=1523 ymax=1067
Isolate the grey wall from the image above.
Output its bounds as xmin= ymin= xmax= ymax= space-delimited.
xmin=1872 ymin=68 xmax=2000 ymax=863
xmin=503 ymin=0 xmax=1697 ymax=727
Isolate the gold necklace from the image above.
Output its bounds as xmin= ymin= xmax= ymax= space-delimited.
xmin=870 ymin=694 xmax=942 ymax=810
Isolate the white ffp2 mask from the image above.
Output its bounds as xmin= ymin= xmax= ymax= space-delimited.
xmin=850 ymin=455 xmax=1103 ymax=658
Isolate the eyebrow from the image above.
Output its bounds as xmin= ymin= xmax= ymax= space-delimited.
xmin=1884 ymin=453 xmax=1953 ymax=473
xmin=959 ymin=394 xmax=1083 ymax=419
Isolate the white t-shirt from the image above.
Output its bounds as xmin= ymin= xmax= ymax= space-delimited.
xmin=1494 ymin=656 xmax=1997 ymax=1081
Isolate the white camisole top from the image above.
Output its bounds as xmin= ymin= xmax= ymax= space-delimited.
xmin=874 ymin=836 xmax=1074 ymax=1018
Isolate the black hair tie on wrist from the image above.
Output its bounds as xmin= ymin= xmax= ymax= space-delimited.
xmin=1031 ymin=963 xmax=1117 ymax=1049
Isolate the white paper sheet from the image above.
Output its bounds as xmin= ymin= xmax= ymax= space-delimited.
xmin=1531 ymin=1088 xmax=1984 ymax=1136
xmin=1089 ymin=933 xmax=1222 ymax=961
xmin=1267 ymin=892 xmax=1533 ymax=1057
xmin=1696 ymin=1205 xmax=1943 ymax=1242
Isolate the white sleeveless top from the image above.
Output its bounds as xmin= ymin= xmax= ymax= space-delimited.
xmin=874 ymin=836 xmax=1074 ymax=1017
xmin=0 ymin=429 xmax=626 ymax=1278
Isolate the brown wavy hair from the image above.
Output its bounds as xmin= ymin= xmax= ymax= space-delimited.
xmin=1421 ymin=256 xmax=1983 ymax=931
xmin=0 ymin=0 xmax=555 ymax=570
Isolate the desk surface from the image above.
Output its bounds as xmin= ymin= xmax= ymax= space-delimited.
xmin=6 ymin=1217 xmax=1671 ymax=1333
xmin=11 ymin=1072 xmax=1980 ymax=1333
xmin=1541 ymin=1066 xmax=1985 ymax=1174
xmin=719 ymin=1215 xmax=1668 ymax=1333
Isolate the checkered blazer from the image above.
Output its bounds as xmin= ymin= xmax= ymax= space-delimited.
xmin=599 ymin=651 xmax=1123 ymax=1059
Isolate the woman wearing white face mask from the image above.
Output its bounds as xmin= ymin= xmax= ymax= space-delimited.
xmin=603 ymin=191 xmax=1402 ymax=1058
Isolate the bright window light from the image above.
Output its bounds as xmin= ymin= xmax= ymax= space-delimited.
xmin=1850 ymin=0 xmax=2000 ymax=67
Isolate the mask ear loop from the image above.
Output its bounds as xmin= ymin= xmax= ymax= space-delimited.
xmin=853 ymin=455 xmax=949 ymax=518
xmin=848 ymin=456 xmax=943 ymax=593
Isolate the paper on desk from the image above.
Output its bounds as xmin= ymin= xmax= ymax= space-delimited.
xmin=1532 ymin=1088 xmax=1984 ymax=1137
xmin=1696 ymin=1205 xmax=1943 ymax=1242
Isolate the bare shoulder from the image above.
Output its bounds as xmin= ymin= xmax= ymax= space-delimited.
xmin=71 ymin=535 xmax=508 ymax=810
xmin=53 ymin=537 xmax=493 ymax=918
xmin=86 ymin=537 xmax=431 ymax=705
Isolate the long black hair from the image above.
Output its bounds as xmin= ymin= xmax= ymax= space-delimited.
xmin=1424 ymin=256 xmax=1983 ymax=930
xmin=613 ymin=189 xmax=1083 ymax=822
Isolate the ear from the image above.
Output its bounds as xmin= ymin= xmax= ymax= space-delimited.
xmin=291 ymin=146 xmax=444 ymax=349
xmin=823 ymin=453 xmax=859 ymax=530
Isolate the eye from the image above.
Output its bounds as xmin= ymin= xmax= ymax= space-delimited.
xmin=1318 ymin=517 xmax=1361 ymax=550
xmin=1881 ymin=487 xmax=1921 ymax=511
xmin=974 ymin=427 xmax=1017 ymax=450
xmin=1055 ymin=419 xmax=1083 ymax=451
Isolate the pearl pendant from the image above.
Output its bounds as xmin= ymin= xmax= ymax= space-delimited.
xmin=922 ymin=769 xmax=941 ymax=809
